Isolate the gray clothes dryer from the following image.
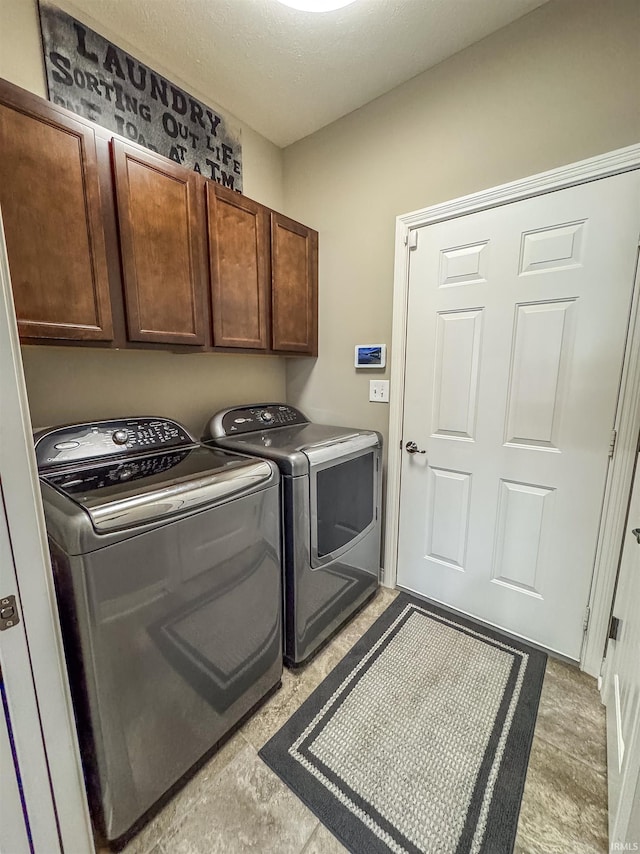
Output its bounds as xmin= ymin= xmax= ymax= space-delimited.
xmin=205 ymin=404 xmax=382 ymax=667
xmin=35 ymin=417 xmax=282 ymax=844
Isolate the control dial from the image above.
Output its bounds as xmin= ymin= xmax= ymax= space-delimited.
xmin=112 ymin=429 xmax=129 ymax=445
xmin=260 ymin=411 xmax=274 ymax=424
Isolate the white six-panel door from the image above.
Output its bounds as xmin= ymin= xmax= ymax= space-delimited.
xmin=397 ymin=171 xmax=640 ymax=658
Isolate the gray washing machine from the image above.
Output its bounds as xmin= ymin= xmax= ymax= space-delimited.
xmin=35 ymin=417 xmax=282 ymax=844
xmin=204 ymin=404 xmax=382 ymax=667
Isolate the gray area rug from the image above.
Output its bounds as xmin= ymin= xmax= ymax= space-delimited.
xmin=259 ymin=593 xmax=547 ymax=854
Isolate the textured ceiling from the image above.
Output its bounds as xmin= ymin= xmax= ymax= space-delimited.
xmin=62 ymin=0 xmax=548 ymax=147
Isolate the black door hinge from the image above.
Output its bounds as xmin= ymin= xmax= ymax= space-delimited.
xmin=608 ymin=615 xmax=621 ymax=641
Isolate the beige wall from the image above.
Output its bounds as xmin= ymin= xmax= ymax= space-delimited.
xmin=20 ymin=347 xmax=285 ymax=435
xmin=0 ymin=0 xmax=286 ymax=434
xmin=283 ymin=0 xmax=640 ymax=448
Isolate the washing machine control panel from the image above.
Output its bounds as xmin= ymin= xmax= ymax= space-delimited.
xmin=35 ymin=418 xmax=195 ymax=469
xmin=43 ymin=449 xmax=192 ymax=493
xmin=221 ymin=405 xmax=307 ymax=435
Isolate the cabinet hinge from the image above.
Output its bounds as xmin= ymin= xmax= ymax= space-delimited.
xmin=609 ymin=428 xmax=617 ymax=458
xmin=408 ymin=230 xmax=418 ymax=250
xmin=583 ymin=606 xmax=591 ymax=633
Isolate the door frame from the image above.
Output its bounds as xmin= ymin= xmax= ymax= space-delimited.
xmin=0 ymin=207 xmax=95 ymax=852
xmin=384 ymin=143 xmax=640 ymax=677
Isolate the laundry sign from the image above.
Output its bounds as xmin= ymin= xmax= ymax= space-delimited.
xmin=38 ymin=2 xmax=243 ymax=191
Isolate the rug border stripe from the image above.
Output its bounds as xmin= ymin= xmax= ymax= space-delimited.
xmin=477 ymin=645 xmax=546 ymax=853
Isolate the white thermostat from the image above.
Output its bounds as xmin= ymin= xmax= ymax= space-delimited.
xmin=354 ymin=344 xmax=386 ymax=369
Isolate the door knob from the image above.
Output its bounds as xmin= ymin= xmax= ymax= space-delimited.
xmin=632 ymin=528 xmax=640 ymax=544
xmin=405 ymin=441 xmax=426 ymax=455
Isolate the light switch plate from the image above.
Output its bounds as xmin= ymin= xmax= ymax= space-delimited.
xmin=369 ymin=380 xmax=389 ymax=403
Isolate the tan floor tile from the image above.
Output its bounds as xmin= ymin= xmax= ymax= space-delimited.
xmin=302 ymin=822 xmax=349 ymax=853
xmin=240 ymin=667 xmax=318 ymax=750
xmin=365 ymin=585 xmax=401 ymax=617
xmin=161 ymin=744 xmax=318 ymax=854
xmin=534 ymin=658 xmax=607 ymax=774
xmin=302 ymin=636 xmax=352 ymax=682
xmin=324 ymin=587 xmax=399 ymax=651
xmin=516 ymin=734 xmax=608 ymax=854
xmin=121 ymin=732 xmax=247 ymax=854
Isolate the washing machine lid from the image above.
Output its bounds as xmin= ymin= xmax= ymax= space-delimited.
xmin=41 ymin=446 xmax=274 ymax=532
xmin=210 ymin=423 xmax=379 ymax=476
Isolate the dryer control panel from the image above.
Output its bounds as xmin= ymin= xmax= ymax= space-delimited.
xmin=34 ymin=418 xmax=195 ymax=470
xmin=219 ymin=404 xmax=307 ymax=435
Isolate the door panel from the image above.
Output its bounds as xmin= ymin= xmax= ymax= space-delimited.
xmin=425 ymin=467 xmax=471 ymax=569
xmin=491 ymin=479 xmax=554 ymax=597
xmin=505 ymin=300 xmax=577 ymax=449
xmin=0 ymin=102 xmax=113 ymax=340
xmin=397 ymin=172 xmax=640 ymax=658
xmin=207 ymin=183 xmax=269 ymax=349
xmin=271 ymin=212 xmax=318 ymax=354
xmin=112 ymin=140 xmax=206 ymax=345
xmin=432 ymin=309 xmax=483 ymax=439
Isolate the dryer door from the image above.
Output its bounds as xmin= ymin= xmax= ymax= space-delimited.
xmin=304 ymin=434 xmax=381 ymax=569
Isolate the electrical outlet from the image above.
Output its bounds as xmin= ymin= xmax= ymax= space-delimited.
xmin=369 ymin=380 xmax=389 ymax=403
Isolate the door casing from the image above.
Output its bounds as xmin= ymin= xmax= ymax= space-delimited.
xmin=385 ymin=143 xmax=640 ymax=677
xmin=0 ymin=206 xmax=94 ymax=852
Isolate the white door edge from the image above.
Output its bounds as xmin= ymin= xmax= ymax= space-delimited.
xmin=587 ymin=251 xmax=640 ymax=676
xmin=601 ymin=447 xmax=640 ymax=844
xmin=384 ymin=142 xmax=640 ymax=677
xmin=1 ymin=488 xmax=61 ymax=852
xmin=0 ymin=207 xmax=94 ymax=852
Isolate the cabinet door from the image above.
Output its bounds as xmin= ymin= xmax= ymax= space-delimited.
xmin=207 ymin=184 xmax=269 ymax=349
xmin=112 ymin=140 xmax=206 ymax=346
xmin=0 ymin=101 xmax=113 ymax=341
xmin=271 ymin=212 xmax=318 ymax=355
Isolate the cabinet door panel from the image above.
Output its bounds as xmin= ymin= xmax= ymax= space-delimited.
xmin=207 ymin=184 xmax=269 ymax=349
xmin=0 ymin=102 xmax=113 ymax=340
xmin=112 ymin=140 xmax=206 ymax=346
xmin=271 ymin=213 xmax=318 ymax=354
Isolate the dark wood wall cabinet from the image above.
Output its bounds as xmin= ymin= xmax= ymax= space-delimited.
xmin=0 ymin=96 xmax=114 ymax=342
xmin=112 ymin=140 xmax=207 ymax=346
xmin=0 ymin=78 xmax=318 ymax=356
xmin=207 ymin=183 xmax=270 ymax=350
xmin=271 ymin=213 xmax=318 ymax=355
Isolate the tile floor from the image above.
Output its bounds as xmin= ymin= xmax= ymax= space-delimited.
xmin=112 ymin=588 xmax=608 ymax=854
